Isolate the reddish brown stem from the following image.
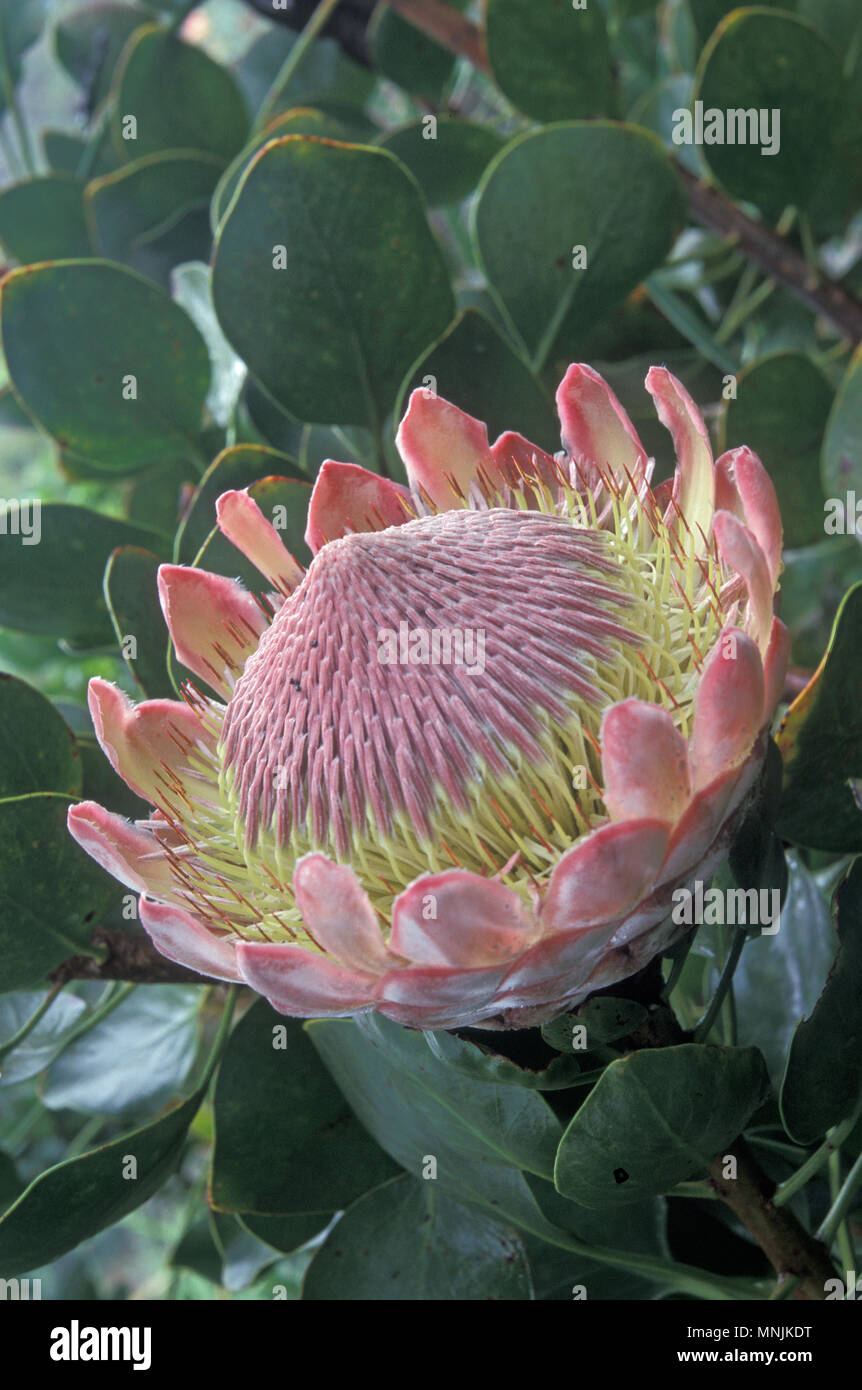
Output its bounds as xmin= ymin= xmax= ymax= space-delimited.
xmin=708 ymin=1140 xmax=839 ymax=1300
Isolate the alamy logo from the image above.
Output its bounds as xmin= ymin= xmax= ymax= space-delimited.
xmin=671 ymin=881 xmax=781 ymax=934
xmin=672 ymin=102 xmax=780 ymax=156
xmin=50 ymin=1321 xmax=151 ymax=1371
xmin=824 ymin=492 xmax=862 ymax=535
xmin=0 ymin=1277 xmax=41 ymax=1299
xmin=377 ymin=622 xmax=486 ymax=675
xmin=0 ymin=498 xmax=41 ymax=545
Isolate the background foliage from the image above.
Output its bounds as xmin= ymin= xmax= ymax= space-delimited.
xmin=0 ymin=0 xmax=860 ymax=1301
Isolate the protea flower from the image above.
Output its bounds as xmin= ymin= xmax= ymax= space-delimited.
xmin=68 ymin=365 xmax=787 ymax=1030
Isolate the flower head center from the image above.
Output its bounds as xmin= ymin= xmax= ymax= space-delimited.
xmin=217 ymin=505 xmax=681 ymax=894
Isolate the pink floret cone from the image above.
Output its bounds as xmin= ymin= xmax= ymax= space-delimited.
xmin=68 ymin=364 xmax=788 ymax=1029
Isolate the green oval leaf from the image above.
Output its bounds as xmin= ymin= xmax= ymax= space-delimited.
xmin=720 ymin=351 xmax=833 ymax=549
xmin=0 ymin=260 xmax=211 ymax=473
xmin=822 ymin=343 xmax=862 ymax=501
xmin=0 ymin=674 xmax=82 ymax=798
xmin=210 ymin=1000 xmax=398 ymax=1215
xmin=0 ymin=504 xmax=166 ymax=644
xmin=311 ymin=1014 xmax=562 ymax=1182
xmin=307 ymin=1016 xmax=565 ymax=1240
xmin=211 ymin=108 xmax=346 ymax=237
xmin=212 ymin=137 xmax=455 ymax=427
xmin=485 ymin=0 xmax=614 ymax=122
xmin=0 ymin=1 xmax=46 ymax=119
xmin=302 ymin=1175 xmax=532 ymax=1300
xmin=86 ymin=150 xmax=223 ymax=268
xmin=41 ymin=985 xmax=202 ymax=1118
xmin=0 ymin=795 xmax=119 ymax=994
xmin=554 ymin=1044 xmax=770 ymax=1207
xmin=111 ymin=23 xmax=248 ymax=163
xmin=55 ymin=2 xmax=151 ymax=110
xmin=379 ymin=117 xmax=506 ymax=207
xmin=369 ymin=2 xmax=466 ymax=102
xmin=0 ymin=990 xmax=87 ymax=1089
xmin=0 ymin=176 xmax=92 ymax=262
xmin=398 ymin=308 xmax=558 ymax=452
xmin=176 ymin=443 xmax=305 ymax=570
xmin=473 ymin=122 xmax=684 ymax=371
xmin=776 ymin=584 xmax=862 ymax=852
xmin=694 ymin=10 xmax=859 ymax=222
xmin=104 ymin=546 xmax=172 ymax=697
xmin=780 ymin=859 xmax=862 ymax=1143
xmin=0 ymin=1082 xmax=203 ymax=1276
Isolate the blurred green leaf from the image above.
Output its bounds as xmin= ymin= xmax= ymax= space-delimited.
xmin=210 ymin=108 xmax=346 ymax=238
xmin=694 ymin=10 xmax=861 ymax=223
xmin=126 ymin=458 xmax=190 ymax=536
xmin=0 ymin=673 xmax=82 ymax=798
xmin=0 ymin=795 xmax=119 ymax=993
xmin=777 ymin=584 xmax=862 ymax=852
xmin=0 ymin=504 xmax=165 ymax=644
xmin=485 ymin=0 xmax=613 ymax=121
xmin=233 ymin=30 xmax=373 ymax=118
xmin=379 ymin=117 xmax=506 ymax=208
xmin=0 ymin=1079 xmax=203 ymax=1276
xmin=42 ymin=129 xmax=117 ymax=178
xmin=0 ymin=1152 xmax=23 ymax=1217
xmin=779 ymin=539 xmax=862 ymax=670
xmin=473 ymin=123 xmax=684 ymax=370
xmin=303 ymin=1175 xmax=533 ymax=1300
xmin=554 ymin=1044 xmax=770 ymax=1207
xmin=398 ymin=308 xmax=558 ymax=452
xmin=111 ymin=24 xmax=248 ymax=163
xmin=240 ymin=1210 xmax=329 ymax=1255
xmin=822 ymin=344 xmax=862 ymax=501
xmin=86 ymin=151 xmax=222 ymax=271
xmin=241 ymin=378 xmax=370 ymax=472
xmin=688 ymin=0 xmax=786 ymax=48
xmin=55 ymin=2 xmax=153 ymax=110
xmin=0 ymin=176 xmax=92 ymax=262
xmin=0 ymin=1 xmax=47 ymax=119
xmin=103 ymin=547 xmax=172 ymax=697
xmin=780 ymin=859 xmax=862 ymax=1143
xmin=42 ymin=985 xmax=202 ymax=1117
xmin=0 ymin=989 xmax=87 ymax=1088
xmin=210 ymin=1000 xmax=397 ymax=1215
xmin=171 ymin=1212 xmax=223 ymax=1285
xmin=176 ymin=443 xmax=303 ymax=567
xmin=0 ymin=261 xmax=211 ymax=474
xmin=720 ymin=352 xmax=832 ymax=549
xmin=368 ymin=1 xmax=467 ymax=102
xmin=630 ymin=73 xmax=699 ymax=171
xmin=170 ymin=261 xmax=246 ymax=430
xmin=733 ymin=851 xmax=835 ymax=1087
xmin=311 ymin=1014 xmax=561 ymax=1183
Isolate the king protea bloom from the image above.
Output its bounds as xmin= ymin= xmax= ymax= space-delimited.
xmin=68 ymin=365 xmax=787 ymax=1029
